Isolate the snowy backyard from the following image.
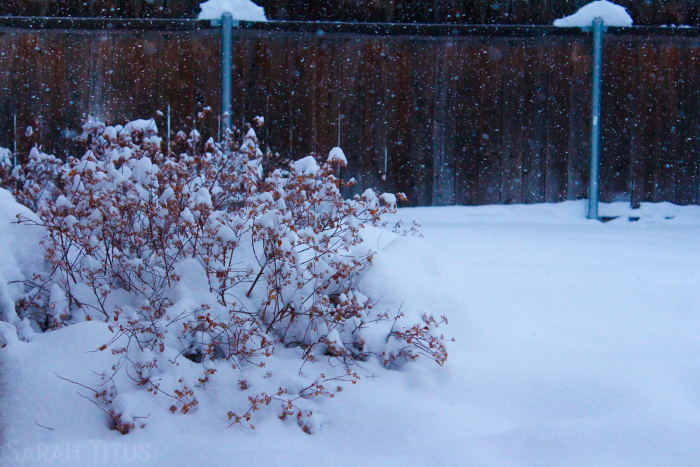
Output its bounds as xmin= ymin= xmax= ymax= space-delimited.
xmin=3 ymin=0 xmax=700 ymax=465
xmin=2 ymin=197 xmax=700 ymax=465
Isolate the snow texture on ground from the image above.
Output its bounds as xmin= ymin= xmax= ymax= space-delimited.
xmin=3 ymin=199 xmax=700 ymax=465
xmin=197 ymin=0 xmax=267 ymax=21
xmin=554 ymin=0 xmax=633 ymax=27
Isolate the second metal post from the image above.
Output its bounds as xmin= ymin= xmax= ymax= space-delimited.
xmin=221 ymin=12 xmax=233 ymax=132
xmin=588 ymin=17 xmax=604 ymax=220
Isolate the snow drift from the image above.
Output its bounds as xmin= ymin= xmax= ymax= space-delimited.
xmin=4 ymin=199 xmax=700 ymax=465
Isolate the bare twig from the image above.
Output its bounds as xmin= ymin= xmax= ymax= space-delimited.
xmin=35 ymin=420 xmax=54 ymax=430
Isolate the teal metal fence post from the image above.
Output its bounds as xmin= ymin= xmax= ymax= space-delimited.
xmin=588 ymin=17 xmax=604 ymax=220
xmin=221 ymin=12 xmax=233 ymax=132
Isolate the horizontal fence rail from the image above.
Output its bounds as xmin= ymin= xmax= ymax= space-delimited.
xmin=1 ymin=18 xmax=700 ymax=207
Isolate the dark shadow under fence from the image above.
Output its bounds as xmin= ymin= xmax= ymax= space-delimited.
xmin=1 ymin=18 xmax=700 ymax=207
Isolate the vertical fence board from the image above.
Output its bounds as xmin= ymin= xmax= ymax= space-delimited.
xmin=288 ymin=36 xmax=317 ymax=157
xmin=110 ymin=35 xmax=137 ymax=125
xmin=87 ymin=35 xmax=104 ymax=127
xmin=264 ymin=36 xmax=291 ymax=158
xmin=340 ymin=39 xmax=365 ymax=193
xmin=501 ymin=39 xmax=525 ymax=204
xmin=17 ymin=32 xmax=43 ymax=157
xmin=315 ymin=38 xmax=343 ymax=159
xmin=443 ymin=41 xmax=458 ymax=205
xmin=544 ymin=41 xmax=571 ymax=203
xmin=361 ymin=39 xmax=390 ymax=193
xmin=677 ymin=44 xmax=700 ymax=205
xmin=98 ymin=35 xmax=118 ymax=125
xmin=600 ymin=39 xmax=636 ymax=203
xmin=478 ymin=39 xmax=504 ymax=205
xmin=651 ymin=42 xmax=680 ymax=202
xmin=409 ymin=40 xmax=436 ymax=206
xmin=41 ymin=33 xmax=67 ymax=157
xmin=386 ymin=40 xmax=413 ymax=200
xmin=454 ymin=42 xmax=483 ymax=205
xmin=522 ymin=39 xmax=548 ymax=203
xmin=64 ymin=34 xmax=91 ymax=158
xmin=567 ymin=39 xmax=591 ymax=201
xmin=632 ymin=42 xmax=657 ymax=206
xmin=0 ymin=32 xmax=19 ymax=152
xmin=158 ymin=34 xmax=196 ymax=135
xmin=244 ymin=36 xmax=268 ymax=130
xmin=192 ymin=32 xmax=221 ymax=139
xmin=432 ymin=41 xmax=457 ymax=206
xmin=229 ymin=36 xmax=251 ymax=130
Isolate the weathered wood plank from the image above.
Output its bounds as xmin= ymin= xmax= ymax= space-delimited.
xmin=192 ymin=32 xmax=220 ymax=139
xmin=543 ymin=41 xmax=571 ymax=203
xmin=522 ymin=39 xmax=549 ymax=204
xmin=315 ymin=38 xmax=343 ymax=161
xmin=654 ymin=41 xmax=680 ymax=202
xmin=409 ymin=40 xmax=436 ymax=206
xmin=478 ymin=39 xmax=504 ymax=205
xmin=263 ymin=36 xmax=291 ymax=158
xmin=386 ymin=40 xmax=413 ymax=200
xmin=500 ymin=39 xmax=525 ymax=205
xmin=566 ymin=39 xmax=591 ymax=201
xmin=17 ymin=33 xmax=44 ymax=160
xmin=157 ymin=34 xmax=194 ymax=136
xmin=244 ymin=36 xmax=268 ymax=131
xmin=288 ymin=36 xmax=317 ymax=158
xmin=339 ymin=39 xmax=365 ymax=195
xmin=229 ymin=35 xmax=252 ymax=131
xmin=632 ymin=42 xmax=658 ymax=207
xmin=0 ymin=33 xmax=20 ymax=153
xmin=454 ymin=41 xmax=482 ymax=206
xmin=432 ymin=40 xmax=457 ymax=206
xmin=600 ymin=40 xmax=636 ymax=203
xmin=677 ymin=43 xmax=700 ymax=205
xmin=361 ymin=39 xmax=390 ymax=193
xmin=110 ymin=34 xmax=137 ymax=125
xmin=64 ymin=34 xmax=91 ymax=158
xmin=96 ymin=34 xmax=117 ymax=125
xmin=41 ymin=32 xmax=67 ymax=157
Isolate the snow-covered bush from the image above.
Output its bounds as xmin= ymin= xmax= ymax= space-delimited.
xmin=1 ymin=114 xmax=449 ymax=434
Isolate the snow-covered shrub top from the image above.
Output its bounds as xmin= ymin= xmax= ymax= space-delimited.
xmin=198 ymin=0 xmax=268 ymax=21
xmin=0 ymin=115 xmax=449 ymax=434
xmin=0 ymin=147 xmax=11 ymax=166
xmin=554 ymin=0 xmax=633 ymax=27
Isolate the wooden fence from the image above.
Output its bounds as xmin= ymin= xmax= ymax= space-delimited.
xmin=2 ymin=18 xmax=700 ymax=207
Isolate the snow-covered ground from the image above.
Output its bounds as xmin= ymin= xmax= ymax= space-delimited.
xmin=3 ymin=200 xmax=700 ymax=465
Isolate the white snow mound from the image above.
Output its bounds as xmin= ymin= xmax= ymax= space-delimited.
xmin=554 ymin=0 xmax=632 ymax=27
xmin=0 ymin=189 xmax=45 ymax=326
xmin=198 ymin=0 xmax=267 ymax=21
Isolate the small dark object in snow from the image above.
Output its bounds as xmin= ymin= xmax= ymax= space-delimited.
xmin=184 ymin=350 xmax=203 ymax=363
